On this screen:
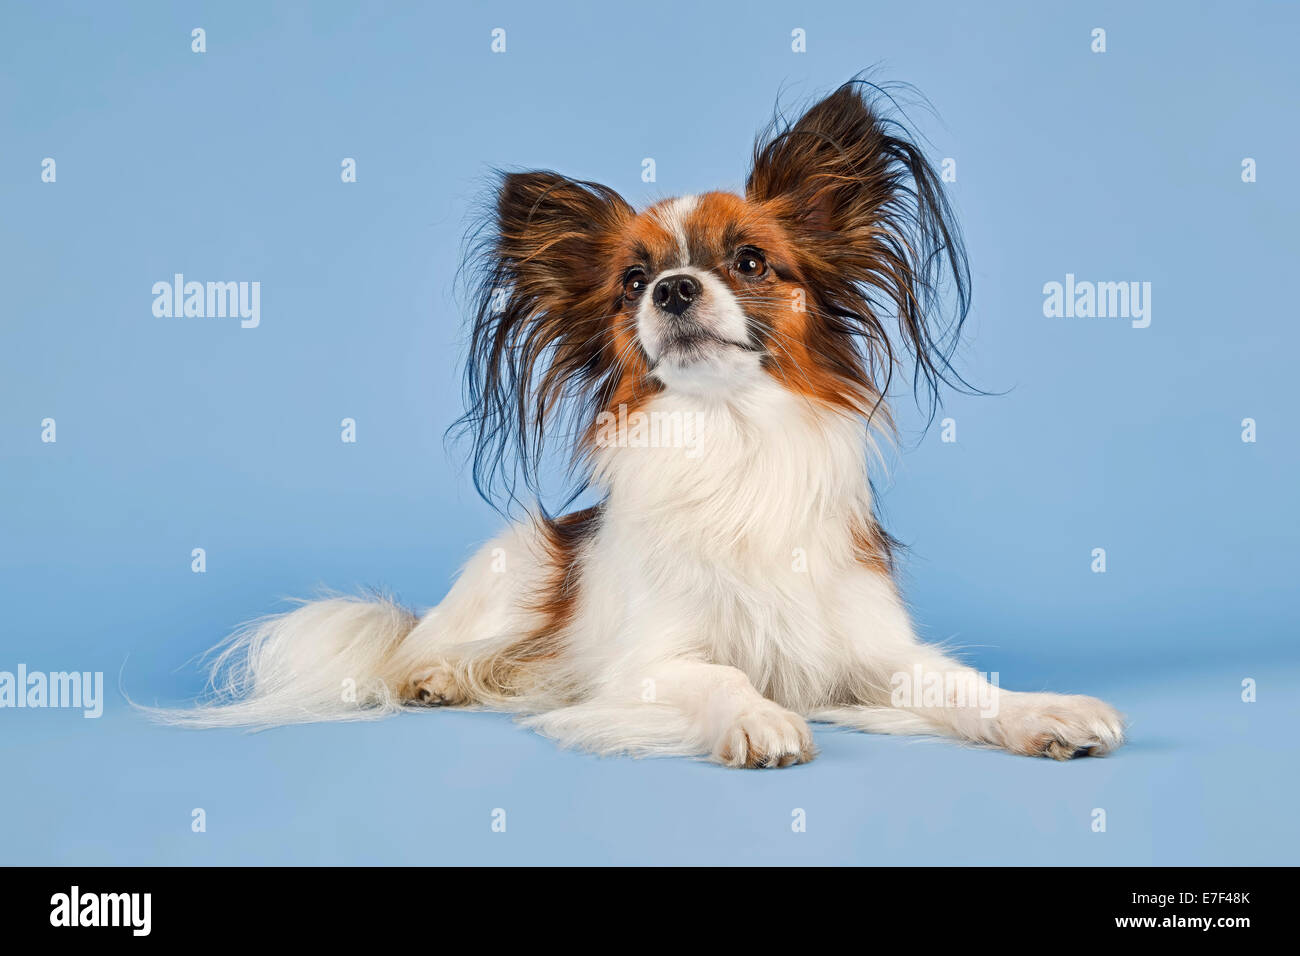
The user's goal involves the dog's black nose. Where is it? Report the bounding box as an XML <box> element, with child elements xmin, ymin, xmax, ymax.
<box><xmin>653</xmin><ymin>274</ymin><xmax>701</xmax><ymax>316</ymax></box>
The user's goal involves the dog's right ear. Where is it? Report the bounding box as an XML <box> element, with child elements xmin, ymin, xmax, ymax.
<box><xmin>458</xmin><ymin>171</ymin><xmax>634</xmax><ymax>510</ymax></box>
<box><xmin>495</xmin><ymin>171</ymin><xmax>633</xmax><ymax>308</ymax></box>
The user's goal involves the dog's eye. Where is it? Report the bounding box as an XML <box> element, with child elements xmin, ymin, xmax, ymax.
<box><xmin>734</xmin><ymin>249</ymin><xmax>767</xmax><ymax>277</ymax></box>
<box><xmin>623</xmin><ymin>269</ymin><xmax>649</xmax><ymax>301</ymax></box>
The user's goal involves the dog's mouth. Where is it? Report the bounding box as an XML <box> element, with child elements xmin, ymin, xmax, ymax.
<box><xmin>653</xmin><ymin>327</ymin><xmax>756</xmax><ymax>367</ymax></box>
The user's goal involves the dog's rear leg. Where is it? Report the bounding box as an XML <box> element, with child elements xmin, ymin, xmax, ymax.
<box><xmin>403</xmin><ymin>661</ymin><xmax>471</xmax><ymax>707</ymax></box>
<box><xmin>390</xmin><ymin>521</ymin><xmax>556</xmax><ymax>709</ymax></box>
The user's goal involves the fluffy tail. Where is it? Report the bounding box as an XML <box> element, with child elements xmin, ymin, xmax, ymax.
<box><xmin>145</xmin><ymin>594</ymin><xmax>419</xmax><ymax>729</ymax></box>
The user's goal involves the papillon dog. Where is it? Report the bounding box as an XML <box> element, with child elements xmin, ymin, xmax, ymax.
<box><xmin>167</xmin><ymin>81</ymin><xmax>1125</xmax><ymax>767</ymax></box>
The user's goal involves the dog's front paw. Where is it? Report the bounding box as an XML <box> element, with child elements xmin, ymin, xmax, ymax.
<box><xmin>713</xmin><ymin>702</ymin><xmax>816</xmax><ymax>769</ymax></box>
<box><xmin>404</xmin><ymin>662</ymin><xmax>468</xmax><ymax>707</ymax></box>
<box><xmin>997</xmin><ymin>693</ymin><xmax>1125</xmax><ymax>760</ymax></box>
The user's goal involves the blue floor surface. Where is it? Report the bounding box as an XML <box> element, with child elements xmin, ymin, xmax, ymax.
<box><xmin>4</xmin><ymin>659</ymin><xmax>1294</xmax><ymax>866</ymax></box>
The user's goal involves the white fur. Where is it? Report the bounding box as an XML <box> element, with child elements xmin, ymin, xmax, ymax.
<box><xmin>155</xmin><ymin>280</ymin><xmax>1125</xmax><ymax>767</ymax></box>
<box><xmin>653</xmin><ymin>194</ymin><xmax>698</xmax><ymax>268</ymax></box>
<box><xmin>634</xmin><ymin>265</ymin><xmax>761</xmax><ymax>395</ymax></box>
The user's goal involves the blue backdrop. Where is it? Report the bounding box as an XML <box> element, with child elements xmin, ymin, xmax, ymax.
<box><xmin>2</xmin><ymin>0</ymin><xmax>1296</xmax><ymax>865</ymax></box>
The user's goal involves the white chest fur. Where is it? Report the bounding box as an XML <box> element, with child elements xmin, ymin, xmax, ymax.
<box><xmin>580</xmin><ymin>381</ymin><xmax>881</xmax><ymax>705</ymax></box>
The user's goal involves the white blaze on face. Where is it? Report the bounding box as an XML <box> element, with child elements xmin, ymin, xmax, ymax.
<box><xmin>656</xmin><ymin>194</ymin><xmax>699</xmax><ymax>269</ymax></box>
<box><xmin>635</xmin><ymin>197</ymin><xmax>759</xmax><ymax>393</ymax></box>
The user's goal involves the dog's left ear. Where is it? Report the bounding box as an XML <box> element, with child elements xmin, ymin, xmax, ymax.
<box><xmin>747</xmin><ymin>83</ymin><xmax>943</xmax><ymax>241</ymax></box>
<box><xmin>746</xmin><ymin>83</ymin><xmax>971</xmax><ymax>410</ymax></box>
<box><xmin>747</xmin><ymin>85</ymin><xmax>890</xmax><ymax>233</ymax></box>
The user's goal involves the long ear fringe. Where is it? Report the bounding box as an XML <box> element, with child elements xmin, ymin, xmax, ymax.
<box><xmin>448</xmin><ymin>171</ymin><xmax>630</xmax><ymax>515</ymax></box>
<box><xmin>750</xmin><ymin>75</ymin><xmax>979</xmax><ymax>430</ymax></box>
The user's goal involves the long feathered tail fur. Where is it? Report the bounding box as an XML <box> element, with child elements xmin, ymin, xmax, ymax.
<box><xmin>143</xmin><ymin>594</ymin><xmax>419</xmax><ymax>729</ymax></box>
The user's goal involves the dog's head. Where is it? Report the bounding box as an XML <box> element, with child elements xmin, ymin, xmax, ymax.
<box><xmin>460</xmin><ymin>81</ymin><xmax>970</xmax><ymax>505</ymax></box>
